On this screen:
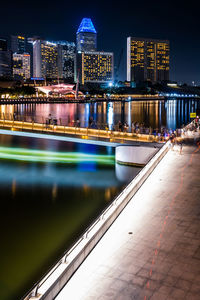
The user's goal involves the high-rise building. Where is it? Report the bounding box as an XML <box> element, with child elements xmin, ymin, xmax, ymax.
<box><xmin>127</xmin><ymin>37</ymin><xmax>170</xmax><ymax>83</ymax></box>
<box><xmin>76</xmin><ymin>18</ymin><xmax>97</xmax><ymax>52</ymax></box>
<box><xmin>77</xmin><ymin>51</ymin><xmax>114</xmax><ymax>84</ymax></box>
<box><xmin>33</xmin><ymin>39</ymin><xmax>58</xmax><ymax>79</ymax></box>
<box><xmin>11</xmin><ymin>35</ymin><xmax>26</xmax><ymax>54</ymax></box>
<box><xmin>13</xmin><ymin>53</ymin><xmax>30</xmax><ymax>80</ymax></box>
<box><xmin>57</xmin><ymin>41</ymin><xmax>76</xmax><ymax>81</ymax></box>
<box><xmin>0</xmin><ymin>38</ymin><xmax>7</xmax><ymax>51</ymax></box>
<box><xmin>0</xmin><ymin>38</ymin><xmax>11</xmax><ymax>78</ymax></box>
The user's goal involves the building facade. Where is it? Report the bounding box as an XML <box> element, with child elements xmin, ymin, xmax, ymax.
<box><xmin>33</xmin><ymin>40</ymin><xmax>58</xmax><ymax>79</ymax></box>
<box><xmin>11</xmin><ymin>35</ymin><xmax>26</xmax><ymax>54</ymax></box>
<box><xmin>0</xmin><ymin>38</ymin><xmax>11</xmax><ymax>78</ymax></box>
<box><xmin>76</xmin><ymin>18</ymin><xmax>97</xmax><ymax>52</ymax></box>
<box><xmin>127</xmin><ymin>37</ymin><xmax>170</xmax><ymax>83</ymax></box>
<box><xmin>57</xmin><ymin>41</ymin><xmax>76</xmax><ymax>81</ymax></box>
<box><xmin>13</xmin><ymin>53</ymin><xmax>30</xmax><ymax>80</ymax></box>
<box><xmin>77</xmin><ymin>51</ymin><xmax>114</xmax><ymax>84</ymax></box>
<box><xmin>0</xmin><ymin>38</ymin><xmax>7</xmax><ymax>51</ymax></box>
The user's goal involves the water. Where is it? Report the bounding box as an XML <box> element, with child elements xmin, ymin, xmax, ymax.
<box><xmin>0</xmin><ymin>134</ymin><xmax>141</xmax><ymax>300</ymax></box>
<box><xmin>0</xmin><ymin>98</ymin><xmax>198</xmax><ymax>299</ymax></box>
<box><xmin>0</xmin><ymin>99</ymin><xmax>199</xmax><ymax>131</ymax></box>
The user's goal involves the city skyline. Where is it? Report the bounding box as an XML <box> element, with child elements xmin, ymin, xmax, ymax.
<box><xmin>0</xmin><ymin>0</ymin><xmax>199</xmax><ymax>84</ymax></box>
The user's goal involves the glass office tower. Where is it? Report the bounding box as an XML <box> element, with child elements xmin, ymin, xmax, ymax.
<box><xmin>76</xmin><ymin>18</ymin><xmax>97</xmax><ymax>52</ymax></box>
<box><xmin>13</xmin><ymin>53</ymin><xmax>30</xmax><ymax>80</ymax></box>
<box><xmin>33</xmin><ymin>39</ymin><xmax>58</xmax><ymax>79</ymax></box>
<box><xmin>0</xmin><ymin>38</ymin><xmax>11</xmax><ymax>78</ymax></box>
<box><xmin>11</xmin><ymin>35</ymin><xmax>26</xmax><ymax>54</ymax></box>
<box><xmin>57</xmin><ymin>41</ymin><xmax>76</xmax><ymax>81</ymax></box>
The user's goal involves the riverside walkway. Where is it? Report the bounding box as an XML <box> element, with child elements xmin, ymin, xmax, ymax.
<box><xmin>55</xmin><ymin>132</ymin><xmax>200</xmax><ymax>300</ymax></box>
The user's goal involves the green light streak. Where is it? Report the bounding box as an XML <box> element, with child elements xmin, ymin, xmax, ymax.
<box><xmin>0</xmin><ymin>146</ymin><xmax>115</xmax><ymax>165</ymax></box>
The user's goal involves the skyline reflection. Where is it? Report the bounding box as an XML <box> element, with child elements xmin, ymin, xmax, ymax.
<box><xmin>0</xmin><ymin>99</ymin><xmax>199</xmax><ymax>131</ymax></box>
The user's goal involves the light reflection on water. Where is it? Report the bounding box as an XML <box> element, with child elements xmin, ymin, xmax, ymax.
<box><xmin>0</xmin><ymin>99</ymin><xmax>199</xmax><ymax>130</ymax></box>
<box><xmin>0</xmin><ymin>98</ymin><xmax>198</xmax><ymax>299</ymax></box>
<box><xmin>0</xmin><ymin>134</ymin><xmax>141</xmax><ymax>300</ymax></box>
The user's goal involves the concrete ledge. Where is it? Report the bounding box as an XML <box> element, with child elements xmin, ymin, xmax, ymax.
<box><xmin>116</xmin><ymin>145</ymin><xmax>159</xmax><ymax>166</ymax></box>
<box><xmin>24</xmin><ymin>142</ymin><xmax>169</xmax><ymax>300</ymax></box>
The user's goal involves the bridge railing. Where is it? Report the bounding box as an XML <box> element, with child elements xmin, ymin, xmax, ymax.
<box><xmin>0</xmin><ymin>112</ymin><xmax>170</xmax><ymax>142</ymax></box>
<box><xmin>0</xmin><ymin>117</ymin><xmax>165</xmax><ymax>143</ymax></box>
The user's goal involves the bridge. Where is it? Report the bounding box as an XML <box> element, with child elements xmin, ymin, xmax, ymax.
<box><xmin>0</xmin><ymin>118</ymin><xmax>163</xmax><ymax>146</ymax></box>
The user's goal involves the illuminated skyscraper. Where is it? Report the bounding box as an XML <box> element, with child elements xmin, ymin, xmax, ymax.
<box><xmin>13</xmin><ymin>53</ymin><xmax>30</xmax><ymax>80</ymax></box>
<box><xmin>11</xmin><ymin>35</ymin><xmax>26</xmax><ymax>54</ymax></box>
<box><xmin>0</xmin><ymin>38</ymin><xmax>7</xmax><ymax>51</ymax></box>
<box><xmin>127</xmin><ymin>37</ymin><xmax>170</xmax><ymax>83</ymax></box>
<box><xmin>57</xmin><ymin>41</ymin><xmax>76</xmax><ymax>81</ymax></box>
<box><xmin>77</xmin><ymin>51</ymin><xmax>114</xmax><ymax>84</ymax></box>
<box><xmin>76</xmin><ymin>18</ymin><xmax>97</xmax><ymax>52</ymax></box>
<box><xmin>0</xmin><ymin>38</ymin><xmax>11</xmax><ymax>78</ymax></box>
<box><xmin>33</xmin><ymin>39</ymin><xmax>58</xmax><ymax>78</ymax></box>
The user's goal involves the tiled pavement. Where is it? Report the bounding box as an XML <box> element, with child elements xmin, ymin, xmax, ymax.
<box><xmin>56</xmin><ymin>138</ymin><xmax>200</xmax><ymax>300</ymax></box>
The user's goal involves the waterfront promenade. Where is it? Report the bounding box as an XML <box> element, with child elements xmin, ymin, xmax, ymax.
<box><xmin>56</xmin><ymin>132</ymin><xmax>200</xmax><ymax>300</ymax></box>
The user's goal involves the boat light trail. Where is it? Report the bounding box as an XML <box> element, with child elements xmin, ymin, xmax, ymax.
<box><xmin>0</xmin><ymin>146</ymin><xmax>115</xmax><ymax>165</ymax></box>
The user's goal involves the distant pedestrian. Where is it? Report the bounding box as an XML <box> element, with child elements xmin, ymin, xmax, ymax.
<box><xmin>118</xmin><ymin>121</ymin><xmax>122</xmax><ymax>132</ymax></box>
<box><xmin>169</xmin><ymin>136</ymin><xmax>174</xmax><ymax>150</ymax></box>
<box><xmin>179</xmin><ymin>140</ymin><xmax>183</xmax><ymax>155</ymax></box>
<box><xmin>124</xmin><ymin>122</ymin><xmax>129</xmax><ymax>132</ymax></box>
<box><xmin>89</xmin><ymin>116</ymin><xmax>93</xmax><ymax>127</ymax></box>
<box><xmin>76</xmin><ymin>118</ymin><xmax>80</xmax><ymax>127</ymax></box>
<box><xmin>131</xmin><ymin>121</ymin><xmax>135</xmax><ymax>133</ymax></box>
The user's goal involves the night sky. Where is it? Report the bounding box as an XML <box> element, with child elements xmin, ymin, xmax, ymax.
<box><xmin>1</xmin><ymin>0</ymin><xmax>199</xmax><ymax>84</ymax></box>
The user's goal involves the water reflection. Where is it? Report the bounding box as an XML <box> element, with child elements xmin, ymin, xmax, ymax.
<box><xmin>0</xmin><ymin>99</ymin><xmax>199</xmax><ymax>131</ymax></box>
<box><xmin>0</xmin><ymin>134</ymin><xmax>141</xmax><ymax>300</ymax></box>
<box><xmin>107</xmin><ymin>102</ymin><xmax>113</xmax><ymax>130</ymax></box>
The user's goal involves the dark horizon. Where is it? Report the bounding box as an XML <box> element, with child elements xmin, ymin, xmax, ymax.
<box><xmin>1</xmin><ymin>0</ymin><xmax>199</xmax><ymax>85</ymax></box>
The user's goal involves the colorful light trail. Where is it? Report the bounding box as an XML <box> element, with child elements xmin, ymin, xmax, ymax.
<box><xmin>0</xmin><ymin>146</ymin><xmax>115</xmax><ymax>165</ymax></box>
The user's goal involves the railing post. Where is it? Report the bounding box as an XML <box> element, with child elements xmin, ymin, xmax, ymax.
<box><xmin>31</xmin><ymin>285</ymin><xmax>39</xmax><ymax>298</ymax></box>
<box><xmin>84</xmin><ymin>232</ymin><xmax>88</xmax><ymax>239</ymax></box>
<box><xmin>62</xmin><ymin>254</ymin><xmax>68</xmax><ymax>264</ymax></box>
